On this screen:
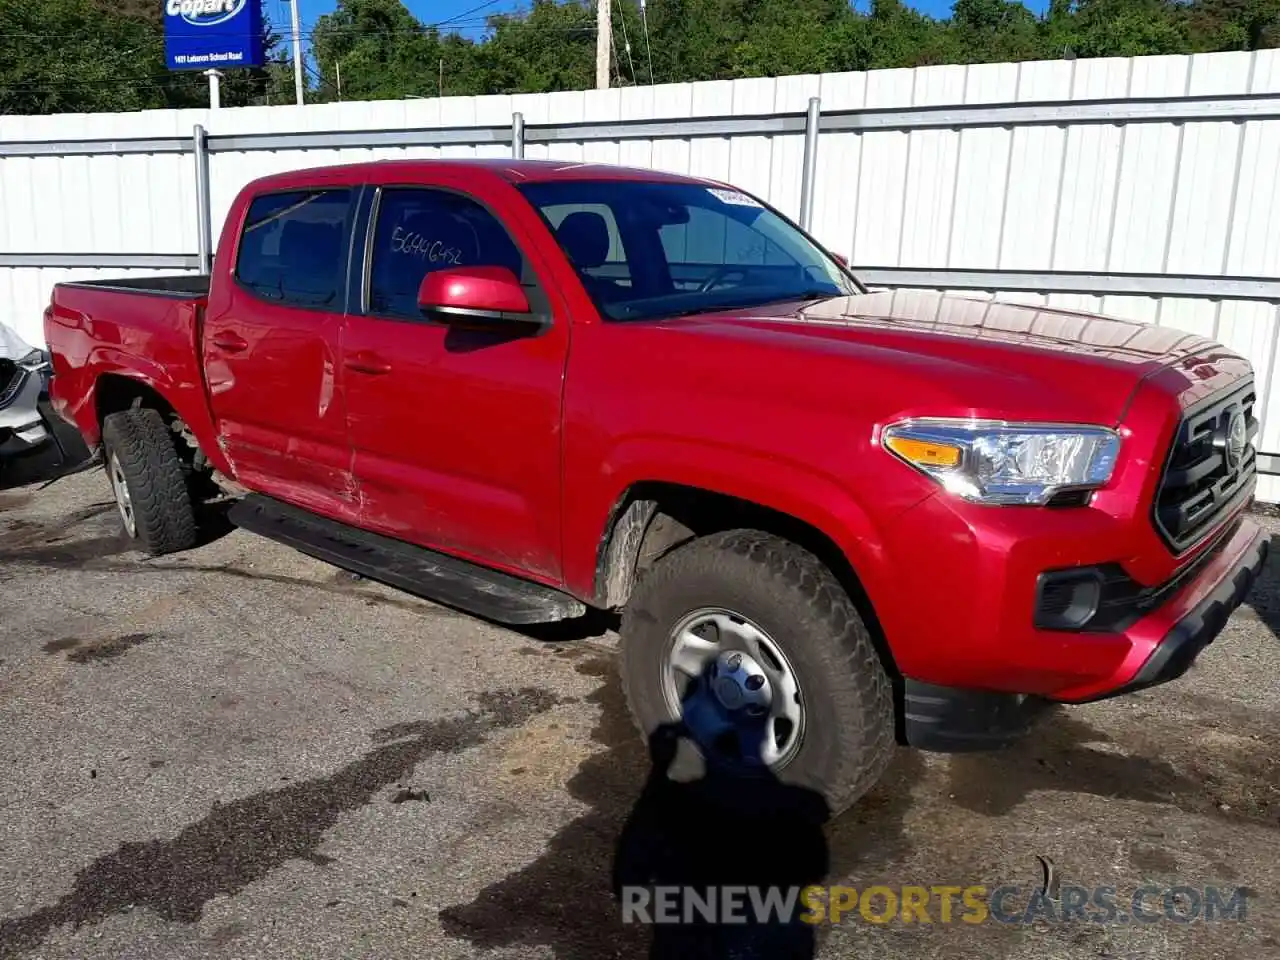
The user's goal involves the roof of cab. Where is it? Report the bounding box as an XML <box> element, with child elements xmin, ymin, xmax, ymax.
<box><xmin>243</xmin><ymin>157</ymin><xmax>719</xmax><ymax>192</ymax></box>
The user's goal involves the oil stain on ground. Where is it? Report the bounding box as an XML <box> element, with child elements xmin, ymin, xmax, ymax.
<box><xmin>0</xmin><ymin>687</ymin><xmax>560</xmax><ymax>959</ymax></box>
<box><xmin>439</xmin><ymin>657</ymin><xmax>648</xmax><ymax>959</ymax></box>
<box><xmin>40</xmin><ymin>637</ymin><xmax>81</xmax><ymax>654</ymax></box>
<box><xmin>40</xmin><ymin>634</ymin><xmax>155</xmax><ymax>664</ymax></box>
<box><xmin>0</xmin><ymin>502</ymin><xmax>128</xmax><ymax>569</ymax></box>
<box><xmin>67</xmin><ymin>634</ymin><xmax>155</xmax><ymax>664</ymax></box>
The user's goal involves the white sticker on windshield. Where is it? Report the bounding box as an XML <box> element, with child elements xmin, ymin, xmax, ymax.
<box><xmin>709</xmin><ymin>188</ymin><xmax>761</xmax><ymax>208</ymax></box>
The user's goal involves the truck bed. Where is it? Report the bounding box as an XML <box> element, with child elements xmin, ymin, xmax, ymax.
<box><xmin>45</xmin><ymin>274</ymin><xmax>212</xmax><ymax>451</ymax></box>
<box><xmin>58</xmin><ymin>274</ymin><xmax>211</xmax><ymax>299</ymax></box>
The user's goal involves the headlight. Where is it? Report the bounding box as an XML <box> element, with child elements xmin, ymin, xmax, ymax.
<box><xmin>881</xmin><ymin>419</ymin><xmax>1121</xmax><ymax>505</ymax></box>
<box><xmin>17</xmin><ymin>348</ymin><xmax>49</xmax><ymax>372</ymax></box>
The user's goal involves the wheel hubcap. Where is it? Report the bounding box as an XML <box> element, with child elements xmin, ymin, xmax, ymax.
<box><xmin>109</xmin><ymin>452</ymin><xmax>136</xmax><ymax>537</ymax></box>
<box><xmin>663</xmin><ymin>608</ymin><xmax>805</xmax><ymax>770</ymax></box>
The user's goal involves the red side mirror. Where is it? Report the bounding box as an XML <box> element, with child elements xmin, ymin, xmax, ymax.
<box><xmin>417</xmin><ymin>266</ymin><xmax>535</xmax><ymax>324</ymax></box>
<box><xmin>831</xmin><ymin>253</ymin><xmax>849</xmax><ymax>267</ymax></box>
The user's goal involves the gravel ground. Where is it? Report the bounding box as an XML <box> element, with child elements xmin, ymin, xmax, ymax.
<box><xmin>1</xmin><ymin>469</ymin><xmax>1278</xmax><ymax>959</ymax></box>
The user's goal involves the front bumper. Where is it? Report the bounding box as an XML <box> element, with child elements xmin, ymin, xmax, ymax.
<box><xmin>900</xmin><ymin>519</ymin><xmax>1268</xmax><ymax>751</ymax></box>
<box><xmin>1066</xmin><ymin>520</ymin><xmax>1268</xmax><ymax>702</ymax></box>
<box><xmin>879</xmin><ymin>477</ymin><xmax>1269</xmax><ymax>703</ymax></box>
<box><xmin>0</xmin><ymin>369</ymin><xmax>91</xmax><ymax>484</ymax></box>
<box><xmin>0</xmin><ymin>367</ymin><xmax>50</xmax><ymax>455</ymax></box>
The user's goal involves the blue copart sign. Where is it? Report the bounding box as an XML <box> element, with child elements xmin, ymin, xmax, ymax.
<box><xmin>164</xmin><ymin>0</ymin><xmax>266</xmax><ymax>71</ymax></box>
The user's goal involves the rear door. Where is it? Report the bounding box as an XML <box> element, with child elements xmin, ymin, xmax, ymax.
<box><xmin>340</xmin><ymin>177</ymin><xmax>570</xmax><ymax>582</ymax></box>
<box><xmin>201</xmin><ymin>186</ymin><xmax>361</xmax><ymax>522</ymax></box>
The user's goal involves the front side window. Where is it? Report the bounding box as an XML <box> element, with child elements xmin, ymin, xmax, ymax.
<box><xmin>235</xmin><ymin>189</ymin><xmax>351</xmax><ymax>309</ymax></box>
<box><xmin>368</xmin><ymin>187</ymin><xmax>524</xmax><ymax>319</ymax></box>
<box><xmin>517</xmin><ymin>180</ymin><xmax>858</xmax><ymax>321</ymax></box>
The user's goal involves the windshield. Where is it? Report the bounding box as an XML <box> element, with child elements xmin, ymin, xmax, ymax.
<box><xmin>517</xmin><ymin>180</ymin><xmax>861</xmax><ymax>321</ymax></box>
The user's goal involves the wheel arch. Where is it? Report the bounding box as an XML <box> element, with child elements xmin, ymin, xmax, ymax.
<box><xmin>590</xmin><ymin>479</ymin><xmax>901</xmax><ymax>681</ymax></box>
<box><xmin>94</xmin><ymin>371</ymin><xmax>227</xmax><ymax>477</ymax></box>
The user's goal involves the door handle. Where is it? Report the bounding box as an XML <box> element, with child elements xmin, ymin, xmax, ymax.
<box><xmin>344</xmin><ymin>351</ymin><xmax>392</xmax><ymax>375</ymax></box>
<box><xmin>211</xmin><ymin>331</ymin><xmax>248</xmax><ymax>353</ymax></box>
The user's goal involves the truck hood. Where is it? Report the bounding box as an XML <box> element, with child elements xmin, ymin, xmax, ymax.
<box><xmin>674</xmin><ymin>288</ymin><xmax>1223</xmax><ymax>425</ymax></box>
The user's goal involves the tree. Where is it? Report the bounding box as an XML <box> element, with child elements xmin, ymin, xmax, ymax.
<box><xmin>730</xmin><ymin>0</ymin><xmax>869</xmax><ymax>77</ymax></box>
<box><xmin>481</xmin><ymin>0</ymin><xmax>596</xmax><ymax>92</ymax></box>
<box><xmin>313</xmin><ymin>0</ymin><xmax>453</xmax><ymax>100</ymax></box>
<box><xmin>0</xmin><ymin>0</ymin><xmax>292</xmax><ymax>114</ymax></box>
<box><xmin>6</xmin><ymin>0</ymin><xmax>1280</xmax><ymax>114</ymax></box>
<box><xmin>0</xmin><ymin>0</ymin><xmax>171</xmax><ymax>114</ymax></box>
<box><xmin>951</xmin><ymin>0</ymin><xmax>1045</xmax><ymax>61</ymax></box>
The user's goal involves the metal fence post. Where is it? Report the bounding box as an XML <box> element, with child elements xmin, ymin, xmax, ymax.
<box><xmin>798</xmin><ymin>97</ymin><xmax>821</xmax><ymax>232</ymax></box>
<box><xmin>193</xmin><ymin>124</ymin><xmax>213</xmax><ymax>274</ymax></box>
<box><xmin>512</xmin><ymin>112</ymin><xmax>525</xmax><ymax>159</ymax></box>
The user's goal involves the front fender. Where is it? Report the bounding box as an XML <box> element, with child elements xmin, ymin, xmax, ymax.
<box><xmin>564</xmin><ymin>436</ymin><xmax>920</xmax><ymax>634</ymax></box>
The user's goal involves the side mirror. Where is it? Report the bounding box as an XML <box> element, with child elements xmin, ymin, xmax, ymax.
<box><xmin>417</xmin><ymin>266</ymin><xmax>537</xmax><ymax>326</ymax></box>
<box><xmin>831</xmin><ymin>253</ymin><xmax>849</xmax><ymax>267</ymax></box>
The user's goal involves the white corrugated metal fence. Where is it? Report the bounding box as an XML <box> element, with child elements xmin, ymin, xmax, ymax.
<box><xmin>2</xmin><ymin>50</ymin><xmax>1279</xmax><ymax>497</ymax></box>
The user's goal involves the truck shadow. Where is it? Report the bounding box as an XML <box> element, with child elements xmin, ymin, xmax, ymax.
<box><xmin>439</xmin><ymin>654</ymin><xmax>921</xmax><ymax>960</ymax></box>
<box><xmin>609</xmin><ymin>722</ymin><xmax>830</xmax><ymax>960</ymax></box>
<box><xmin>1242</xmin><ymin>529</ymin><xmax>1280</xmax><ymax>636</ymax></box>
<box><xmin>451</xmin><ymin>639</ymin><xmax>1275</xmax><ymax>958</ymax></box>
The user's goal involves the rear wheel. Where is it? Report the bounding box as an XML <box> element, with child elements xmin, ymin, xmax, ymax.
<box><xmin>101</xmin><ymin>407</ymin><xmax>198</xmax><ymax>556</ymax></box>
<box><xmin>620</xmin><ymin>529</ymin><xmax>897</xmax><ymax>815</ymax></box>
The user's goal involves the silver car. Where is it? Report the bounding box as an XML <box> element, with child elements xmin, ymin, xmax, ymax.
<box><xmin>1</xmin><ymin>323</ymin><xmax>90</xmax><ymax>486</ymax></box>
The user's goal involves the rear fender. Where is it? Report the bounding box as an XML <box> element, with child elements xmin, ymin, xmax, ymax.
<box><xmin>84</xmin><ymin>347</ymin><xmax>232</xmax><ymax>475</ymax></box>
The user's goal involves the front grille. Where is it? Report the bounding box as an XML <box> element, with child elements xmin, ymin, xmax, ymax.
<box><xmin>0</xmin><ymin>359</ymin><xmax>20</xmax><ymax>408</ymax></box>
<box><xmin>1154</xmin><ymin>379</ymin><xmax>1257</xmax><ymax>552</ymax></box>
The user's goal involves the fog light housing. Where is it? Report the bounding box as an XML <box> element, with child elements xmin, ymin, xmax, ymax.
<box><xmin>1035</xmin><ymin>569</ymin><xmax>1103</xmax><ymax>630</ymax></box>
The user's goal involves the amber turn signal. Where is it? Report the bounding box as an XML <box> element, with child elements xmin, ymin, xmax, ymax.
<box><xmin>884</xmin><ymin>435</ymin><xmax>962</xmax><ymax>469</ymax></box>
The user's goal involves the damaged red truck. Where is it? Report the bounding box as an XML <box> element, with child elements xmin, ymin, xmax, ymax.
<box><xmin>44</xmin><ymin>159</ymin><xmax>1268</xmax><ymax>813</ymax></box>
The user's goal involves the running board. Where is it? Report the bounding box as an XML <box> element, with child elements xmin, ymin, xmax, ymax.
<box><xmin>227</xmin><ymin>494</ymin><xmax>587</xmax><ymax>625</ymax></box>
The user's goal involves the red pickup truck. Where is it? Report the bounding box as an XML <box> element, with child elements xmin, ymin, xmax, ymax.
<box><xmin>44</xmin><ymin>158</ymin><xmax>1268</xmax><ymax>813</ymax></box>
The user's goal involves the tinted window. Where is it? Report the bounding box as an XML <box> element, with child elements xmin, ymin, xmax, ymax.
<box><xmin>518</xmin><ymin>180</ymin><xmax>857</xmax><ymax>322</ymax></box>
<box><xmin>660</xmin><ymin>205</ymin><xmax>796</xmax><ymax>268</ymax></box>
<box><xmin>540</xmin><ymin>202</ymin><xmax>631</xmax><ymax>286</ymax></box>
<box><xmin>235</xmin><ymin>190</ymin><xmax>351</xmax><ymax>308</ymax></box>
<box><xmin>369</xmin><ymin>188</ymin><xmax>524</xmax><ymax>319</ymax></box>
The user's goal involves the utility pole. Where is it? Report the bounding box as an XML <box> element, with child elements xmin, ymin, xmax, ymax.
<box><xmin>204</xmin><ymin>69</ymin><xmax>222</xmax><ymax>110</ymax></box>
<box><xmin>596</xmin><ymin>0</ymin><xmax>611</xmax><ymax>90</ymax></box>
<box><xmin>288</xmin><ymin>0</ymin><xmax>305</xmax><ymax>106</ymax></box>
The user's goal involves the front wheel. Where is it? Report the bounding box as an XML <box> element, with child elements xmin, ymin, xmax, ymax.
<box><xmin>101</xmin><ymin>407</ymin><xmax>199</xmax><ymax>556</ymax></box>
<box><xmin>620</xmin><ymin>530</ymin><xmax>896</xmax><ymax>815</ymax></box>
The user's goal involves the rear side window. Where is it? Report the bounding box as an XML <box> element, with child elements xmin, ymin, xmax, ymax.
<box><xmin>368</xmin><ymin>187</ymin><xmax>524</xmax><ymax>320</ymax></box>
<box><xmin>235</xmin><ymin>190</ymin><xmax>352</xmax><ymax>309</ymax></box>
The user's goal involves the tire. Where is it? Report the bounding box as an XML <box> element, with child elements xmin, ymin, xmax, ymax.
<box><xmin>620</xmin><ymin>529</ymin><xmax>896</xmax><ymax>815</ymax></box>
<box><xmin>101</xmin><ymin>407</ymin><xmax>198</xmax><ymax>556</ymax></box>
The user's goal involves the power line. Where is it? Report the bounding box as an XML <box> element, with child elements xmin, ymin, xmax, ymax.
<box><xmin>640</xmin><ymin>0</ymin><xmax>656</xmax><ymax>84</ymax></box>
<box><xmin>435</xmin><ymin>0</ymin><xmax>507</xmax><ymax>27</ymax></box>
<box><xmin>617</xmin><ymin>1</ymin><xmax>638</xmax><ymax>84</ymax></box>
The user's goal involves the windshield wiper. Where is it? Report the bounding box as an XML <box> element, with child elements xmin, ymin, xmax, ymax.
<box><xmin>681</xmin><ymin>290</ymin><xmax>845</xmax><ymax>315</ymax></box>
<box><xmin>612</xmin><ymin>289</ymin><xmax>851</xmax><ymax>323</ymax></box>
<box><xmin>788</xmin><ymin>288</ymin><xmax>848</xmax><ymax>303</ymax></box>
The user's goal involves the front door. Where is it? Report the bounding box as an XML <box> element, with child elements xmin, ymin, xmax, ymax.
<box><xmin>201</xmin><ymin>186</ymin><xmax>360</xmax><ymax>523</ymax></box>
<box><xmin>341</xmin><ymin>182</ymin><xmax>569</xmax><ymax>583</ymax></box>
